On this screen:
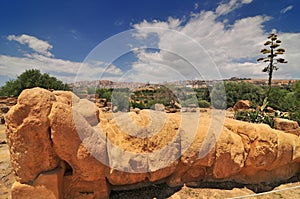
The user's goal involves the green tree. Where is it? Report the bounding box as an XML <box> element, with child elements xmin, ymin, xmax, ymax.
<box><xmin>210</xmin><ymin>82</ymin><xmax>227</xmax><ymax>109</ymax></box>
<box><xmin>111</xmin><ymin>91</ymin><xmax>130</xmax><ymax>111</ymax></box>
<box><xmin>0</xmin><ymin>69</ymin><xmax>69</xmax><ymax>96</ymax></box>
<box><xmin>268</xmin><ymin>87</ymin><xmax>289</xmax><ymax>111</ymax></box>
<box><xmin>257</xmin><ymin>33</ymin><xmax>288</xmax><ymax>99</ymax></box>
<box><xmin>96</xmin><ymin>88</ymin><xmax>113</xmax><ymax>101</ymax></box>
<box><xmin>224</xmin><ymin>82</ymin><xmax>264</xmax><ymax>108</ymax></box>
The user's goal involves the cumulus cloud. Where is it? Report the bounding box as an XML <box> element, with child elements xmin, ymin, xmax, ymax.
<box><xmin>280</xmin><ymin>5</ymin><xmax>293</xmax><ymax>14</ymax></box>
<box><xmin>130</xmin><ymin>0</ymin><xmax>300</xmax><ymax>80</ymax></box>
<box><xmin>7</xmin><ymin>34</ymin><xmax>54</xmax><ymax>57</ymax></box>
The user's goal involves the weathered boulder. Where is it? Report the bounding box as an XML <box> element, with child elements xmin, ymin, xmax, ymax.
<box><xmin>5</xmin><ymin>87</ymin><xmax>300</xmax><ymax>199</ymax></box>
<box><xmin>233</xmin><ymin>100</ymin><xmax>250</xmax><ymax>111</ymax></box>
<box><xmin>274</xmin><ymin>118</ymin><xmax>300</xmax><ymax>136</ymax></box>
<box><xmin>5</xmin><ymin>88</ymin><xmax>59</xmax><ymax>183</ymax></box>
<box><xmin>72</xmin><ymin>99</ymin><xmax>100</xmax><ymax>126</ymax></box>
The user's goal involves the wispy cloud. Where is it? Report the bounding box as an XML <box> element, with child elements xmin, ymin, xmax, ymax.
<box><xmin>215</xmin><ymin>0</ymin><xmax>253</xmax><ymax>16</ymax></box>
<box><xmin>70</xmin><ymin>29</ymin><xmax>80</xmax><ymax>40</ymax></box>
<box><xmin>7</xmin><ymin>34</ymin><xmax>54</xmax><ymax>57</ymax></box>
<box><xmin>280</xmin><ymin>5</ymin><xmax>293</xmax><ymax>14</ymax></box>
<box><xmin>194</xmin><ymin>3</ymin><xmax>199</xmax><ymax>10</ymax></box>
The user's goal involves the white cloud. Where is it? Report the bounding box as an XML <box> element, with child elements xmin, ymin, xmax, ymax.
<box><xmin>130</xmin><ymin>1</ymin><xmax>300</xmax><ymax>80</ymax></box>
<box><xmin>0</xmin><ymin>34</ymin><xmax>124</xmax><ymax>85</ymax></box>
<box><xmin>7</xmin><ymin>34</ymin><xmax>54</xmax><ymax>57</ymax></box>
<box><xmin>194</xmin><ymin>3</ymin><xmax>199</xmax><ymax>10</ymax></box>
<box><xmin>0</xmin><ymin>53</ymin><xmax>123</xmax><ymax>84</ymax></box>
<box><xmin>2</xmin><ymin>0</ymin><xmax>300</xmax><ymax>86</ymax></box>
<box><xmin>280</xmin><ymin>5</ymin><xmax>293</xmax><ymax>14</ymax></box>
<box><xmin>215</xmin><ymin>0</ymin><xmax>253</xmax><ymax>16</ymax></box>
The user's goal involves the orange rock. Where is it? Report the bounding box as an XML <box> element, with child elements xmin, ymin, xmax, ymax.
<box><xmin>5</xmin><ymin>88</ymin><xmax>59</xmax><ymax>183</ymax></box>
<box><xmin>274</xmin><ymin>118</ymin><xmax>300</xmax><ymax>136</ymax></box>
<box><xmin>233</xmin><ymin>100</ymin><xmax>250</xmax><ymax>111</ymax></box>
<box><xmin>5</xmin><ymin>87</ymin><xmax>300</xmax><ymax>198</ymax></box>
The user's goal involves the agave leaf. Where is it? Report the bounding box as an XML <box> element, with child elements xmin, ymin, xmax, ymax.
<box><xmin>262</xmin><ymin>50</ymin><xmax>271</xmax><ymax>54</ymax></box>
<box><xmin>277</xmin><ymin>48</ymin><xmax>285</xmax><ymax>52</ymax></box>
<box><xmin>260</xmin><ymin>48</ymin><xmax>268</xmax><ymax>53</ymax></box>
<box><xmin>268</xmin><ymin>34</ymin><xmax>275</xmax><ymax>39</ymax></box>
<box><xmin>270</xmin><ymin>44</ymin><xmax>279</xmax><ymax>48</ymax></box>
<box><xmin>277</xmin><ymin>58</ymin><xmax>285</xmax><ymax>63</ymax></box>
<box><xmin>271</xmin><ymin>37</ymin><xmax>277</xmax><ymax>41</ymax></box>
<box><xmin>262</xmin><ymin>67</ymin><xmax>268</xmax><ymax>72</ymax></box>
<box><xmin>264</xmin><ymin>41</ymin><xmax>271</xmax><ymax>45</ymax></box>
<box><xmin>268</xmin><ymin>54</ymin><xmax>277</xmax><ymax>58</ymax></box>
<box><xmin>257</xmin><ymin>57</ymin><xmax>264</xmax><ymax>61</ymax></box>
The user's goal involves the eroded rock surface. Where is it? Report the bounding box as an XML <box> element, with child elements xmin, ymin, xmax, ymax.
<box><xmin>5</xmin><ymin>87</ymin><xmax>300</xmax><ymax>199</ymax></box>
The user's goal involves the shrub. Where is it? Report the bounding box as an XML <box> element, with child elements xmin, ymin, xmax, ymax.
<box><xmin>290</xmin><ymin>112</ymin><xmax>300</xmax><ymax>125</ymax></box>
<box><xmin>234</xmin><ymin>109</ymin><xmax>289</xmax><ymax>128</ymax></box>
<box><xmin>198</xmin><ymin>100</ymin><xmax>210</xmax><ymax>108</ymax></box>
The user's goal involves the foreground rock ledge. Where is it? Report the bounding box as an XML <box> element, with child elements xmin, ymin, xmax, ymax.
<box><xmin>5</xmin><ymin>87</ymin><xmax>300</xmax><ymax>199</ymax></box>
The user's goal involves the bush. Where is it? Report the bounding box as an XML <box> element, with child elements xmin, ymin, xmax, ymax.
<box><xmin>234</xmin><ymin>109</ymin><xmax>290</xmax><ymax>128</ymax></box>
<box><xmin>224</xmin><ymin>82</ymin><xmax>264</xmax><ymax>108</ymax></box>
<box><xmin>235</xmin><ymin>110</ymin><xmax>273</xmax><ymax>127</ymax></box>
<box><xmin>198</xmin><ymin>100</ymin><xmax>210</xmax><ymax>108</ymax></box>
<box><xmin>96</xmin><ymin>88</ymin><xmax>113</xmax><ymax>101</ymax></box>
<box><xmin>290</xmin><ymin>112</ymin><xmax>300</xmax><ymax>125</ymax></box>
<box><xmin>111</xmin><ymin>91</ymin><xmax>130</xmax><ymax>111</ymax></box>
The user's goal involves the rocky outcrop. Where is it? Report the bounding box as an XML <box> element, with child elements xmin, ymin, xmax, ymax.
<box><xmin>274</xmin><ymin>118</ymin><xmax>300</xmax><ymax>136</ymax></box>
<box><xmin>233</xmin><ymin>100</ymin><xmax>250</xmax><ymax>111</ymax></box>
<box><xmin>0</xmin><ymin>96</ymin><xmax>17</xmax><ymax>124</ymax></box>
<box><xmin>5</xmin><ymin>88</ymin><xmax>300</xmax><ymax>199</ymax></box>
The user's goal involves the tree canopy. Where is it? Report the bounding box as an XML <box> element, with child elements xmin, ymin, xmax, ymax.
<box><xmin>0</xmin><ymin>69</ymin><xmax>69</xmax><ymax>96</ymax></box>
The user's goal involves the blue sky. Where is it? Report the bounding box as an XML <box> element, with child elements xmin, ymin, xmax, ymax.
<box><xmin>1</xmin><ymin>0</ymin><xmax>300</xmax><ymax>85</ymax></box>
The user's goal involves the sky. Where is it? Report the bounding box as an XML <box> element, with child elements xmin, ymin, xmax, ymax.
<box><xmin>1</xmin><ymin>0</ymin><xmax>300</xmax><ymax>85</ymax></box>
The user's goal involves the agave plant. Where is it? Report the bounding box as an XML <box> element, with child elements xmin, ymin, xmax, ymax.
<box><xmin>257</xmin><ymin>33</ymin><xmax>288</xmax><ymax>99</ymax></box>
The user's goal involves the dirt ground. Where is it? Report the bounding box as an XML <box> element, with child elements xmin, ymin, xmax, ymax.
<box><xmin>1</xmin><ymin>123</ymin><xmax>300</xmax><ymax>199</ymax></box>
<box><xmin>0</xmin><ymin>124</ymin><xmax>13</xmax><ymax>199</ymax></box>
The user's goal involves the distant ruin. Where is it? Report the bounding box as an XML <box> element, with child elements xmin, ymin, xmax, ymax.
<box><xmin>5</xmin><ymin>87</ymin><xmax>300</xmax><ymax>199</ymax></box>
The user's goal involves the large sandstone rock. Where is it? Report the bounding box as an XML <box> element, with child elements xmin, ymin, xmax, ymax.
<box><xmin>5</xmin><ymin>87</ymin><xmax>300</xmax><ymax>199</ymax></box>
<box><xmin>233</xmin><ymin>100</ymin><xmax>250</xmax><ymax>111</ymax></box>
<box><xmin>274</xmin><ymin>118</ymin><xmax>300</xmax><ymax>136</ymax></box>
<box><xmin>5</xmin><ymin>88</ymin><xmax>59</xmax><ymax>183</ymax></box>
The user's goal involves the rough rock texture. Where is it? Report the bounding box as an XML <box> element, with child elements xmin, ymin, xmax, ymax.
<box><xmin>5</xmin><ymin>87</ymin><xmax>300</xmax><ymax>199</ymax></box>
<box><xmin>274</xmin><ymin>118</ymin><xmax>300</xmax><ymax>136</ymax></box>
<box><xmin>233</xmin><ymin>100</ymin><xmax>250</xmax><ymax>111</ymax></box>
<box><xmin>0</xmin><ymin>96</ymin><xmax>17</xmax><ymax>124</ymax></box>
